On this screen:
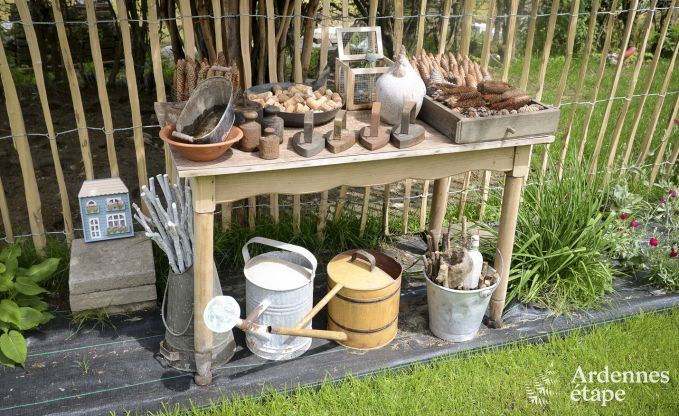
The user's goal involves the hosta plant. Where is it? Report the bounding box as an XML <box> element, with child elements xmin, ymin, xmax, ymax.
<box><xmin>0</xmin><ymin>245</ymin><xmax>59</xmax><ymax>367</ymax></box>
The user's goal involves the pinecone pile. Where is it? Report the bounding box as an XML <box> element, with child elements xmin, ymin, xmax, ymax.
<box><xmin>172</xmin><ymin>51</ymin><xmax>236</xmax><ymax>102</ymax></box>
<box><xmin>411</xmin><ymin>52</ymin><xmax>546</xmax><ymax>118</ymax></box>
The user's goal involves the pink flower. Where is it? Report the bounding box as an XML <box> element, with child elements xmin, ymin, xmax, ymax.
<box><xmin>629</xmin><ymin>221</ymin><xmax>640</xmax><ymax>228</ymax></box>
<box><xmin>669</xmin><ymin>190</ymin><xmax>677</xmax><ymax>198</ymax></box>
<box><xmin>674</xmin><ymin>119</ymin><xmax>679</xmax><ymax>125</ymax></box>
<box><xmin>671</xmin><ymin>246</ymin><xmax>678</xmax><ymax>258</ymax></box>
<box><xmin>659</xmin><ymin>198</ymin><xmax>667</xmax><ymax>205</ymax></box>
<box><xmin>618</xmin><ymin>213</ymin><xmax>630</xmax><ymax>220</ymax></box>
<box><xmin>649</xmin><ymin>237</ymin><xmax>659</xmax><ymax>247</ymax></box>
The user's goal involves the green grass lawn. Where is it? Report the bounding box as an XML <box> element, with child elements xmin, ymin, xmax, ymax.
<box><xmin>151</xmin><ymin>309</ymin><xmax>679</xmax><ymax>416</ymax></box>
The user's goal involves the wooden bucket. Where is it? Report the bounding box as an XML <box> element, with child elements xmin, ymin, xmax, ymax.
<box><xmin>326</xmin><ymin>249</ymin><xmax>402</xmax><ymax>350</ymax></box>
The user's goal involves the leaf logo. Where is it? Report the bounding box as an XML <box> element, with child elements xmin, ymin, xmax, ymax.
<box><xmin>526</xmin><ymin>364</ymin><xmax>556</xmax><ymax>406</ymax></box>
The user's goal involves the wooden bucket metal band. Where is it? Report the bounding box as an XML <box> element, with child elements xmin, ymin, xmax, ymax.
<box><xmin>334</xmin><ymin>284</ymin><xmax>401</xmax><ymax>304</ymax></box>
<box><xmin>328</xmin><ymin>315</ymin><xmax>398</xmax><ymax>334</ymax></box>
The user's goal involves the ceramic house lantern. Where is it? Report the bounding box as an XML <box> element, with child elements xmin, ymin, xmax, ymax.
<box><xmin>78</xmin><ymin>178</ymin><xmax>134</xmax><ymax>242</ymax></box>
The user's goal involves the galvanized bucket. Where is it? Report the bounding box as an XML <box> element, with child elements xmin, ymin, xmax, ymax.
<box><xmin>242</xmin><ymin>237</ymin><xmax>317</xmax><ymax>360</ymax></box>
<box><xmin>425</xmin><ymin>266</ymin><xmax>499</xmax><ymax>342</ymax></box>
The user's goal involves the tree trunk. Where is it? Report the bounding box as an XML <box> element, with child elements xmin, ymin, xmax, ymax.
<box><xmin>162</xmin><ymin>0</ymin><xmax>184</xmax><ymax>60</ymax></box>
<box><xmin>256</xmin><ymin>0</ymin><xmax>267</xmax><ymax>84</ymax></box>
<box><xmin>197</xmin><ymin>0</ymin><xmax>217</xmax><ymax>62</ymax></box>
<box><xmin>222</xmin><ymin>0</ymin><xmax>243</xmax><ymax>85</ymax></box>
<box><xmin>301</xmin><ymin>0</ymin><xmax>320</xmax><ymax>80</ymax></box>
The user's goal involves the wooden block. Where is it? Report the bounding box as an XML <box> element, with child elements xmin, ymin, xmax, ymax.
<box><xmin>391</xmin><ymin>101</ymin><xmax>425</xmax><ymax>149</ymax></box>
<box><xmin>325</xmin><ymin>110</ymin><xmax>357</xmax><ymax>153</ymax></box>
<box><xmin>359</xmin><ymin>102</ymin><xmax>390</xmax><ymax>150</ymax></box>
<box><xmin>292</xmin><ymin>111</ymin><xmax>325</xmax><ymax>157</ymax></box>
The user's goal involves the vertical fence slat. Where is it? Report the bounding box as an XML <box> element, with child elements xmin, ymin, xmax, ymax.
<box><xmin>438</xmin><ymin>0</ymin><xmax>452</xmax><ymax>55</ymax></box>
<box><xmin>116</xmin><ymin>0</ymin><xmax>149</xmax><ymax>197</ymax></box>
<box><xmin>383</xmin><ymin>185</ymin><xmax>391</xmax><ymax>235</ymax></box>
<box><xmin>267</xmin><ymin>0</ymin><xmax>279</xmax><ymax>82</ymax></box>
<box><xmin>460</xmin><ymin>0</ymin><xmax>474</xmax><ymax>56</ymax></box>
<box><xmin>213</xmin><ymin>0</ymin><xmax>223</xmax><ymax>53</ymax></box>
<box><xmin>577</xmin><ymin>0</ymin><xmax>618</xmax><ymax>162</ymax></box>
<box><xmin>179</xmin><ymin>0</ymin><xmax>196</xmax><ymax>60</ymax></box>
<box><xmin>51</xmin><ymin>1</ymin><xmax>94</xmax><ymax>180</ymax></box>
<box><xmin>369</xmin><ymin>0</ymin><xmax>378</xmax><ymax>26</ymax></box>
<box><xmin>634</xmin><ymin>40</ymin><xmax>679</xmax><ymax>168</ymax></box>
<box><xmin>342</xmin><ymin>0</ymin><xmax>349</xmax><ymax>26</ymax></box>
<box><xmin>501</xmin><ymin>0</ymin><xmax>519</xmax><ymax>82</ymax></box>
<box><xmin>293</xmin><ymin>0</ymin><xmax>303</xmax><ymax>83</ymax></box>
<box><xmin>416</xmin><ymin>0</ymin><xmax>427</xmax><ymax>54</ymax></box>
<box><xmin>394</xmin><ymin>0</ymin><xmax>404</xmax><ymax>55</ymax></box>
<box><xmin>0</xmin><ymin>39</ymin><xmax>46</xmax><ymax>252</ymax></box>
<box><xmin>317</xmin><ymin>190</ymin><xmax>328</xmax><ymax>237</ymax></box>
<box><xmin>293</xmin><ymin>195</ymin><xmax>301</xmax><ymax>233</ymax></box>
<box><xmin>649</xmin><ymin>93</ymin><xmax>679</xmax><ymax>185</ymax></box>
<box><xmin>248</xmin><ymin>196</ymin><xmax>256</xmax><ymax>230</ymax></box>
<box><xmin>84</xmin><ymin>1</ymin><xmax>119</xmax><ymax>177</ymax></box>
<box><xmin>480</xmin><ymin>0</ymin><xmax>495</xmax><ymax>69</ymax></box>
<box><xmin>320</xmin><ymin>0</ymin><xmax>331</xmax><ymax>71</ymax></box>
<box><xmin>605</xmin><ymin>0</ymin><xmax>657</xmax><ymax>176</ymax></box>
<box><xmin>519</xmin><ymin>0</ymin><xmax>540</xmax><ymax>91</ymax></box>
<box><xmin>359</xmin><ymin>187</ymin><xmax>370</xmax><ymax>237</ymax></box>
<box><xmin>478</xmin><ymin>171</ymin><xmax>492</xmax><ymax>221</ymax></box>
<box><xmin>666</xmin><ymin>136</ymin><xmax>679</xmax><ymax>180</ymax></box>
<box><xmin>401</xmin><ymin>179</ymin><xmax>411</xmax><ymax>234</ymax></box>
<box><xmin>534</xmin><ymin>0</ymin><xmax>559</xmax><ymax>99</ymax></box>
<box><xmin>620</xmin><ymin>0</ymin><xmax>676</xmax><ymax>172</ymax></box>
<box><xmin>240</xmin><ymin>0</ymin><xmax>253</xmax><ymax>88</ymax></box>
<box><xmin>458</xmin><ymin>173</ymin><xmax>471</xmax><ymax>221</ymax></box>
<box><xmin>148</xmin><ymin>0</ymin><xmax>174</xmax><ymax>183</ymax></box>
<box><xmin>587</xmin><ymin>0</ymin><xmax>638</xmax><ymax>177</ymax></box>
<box><xmin>17</xmin><ymin>0</ymin><xmax>73</xmax><ymax>242</ymax></box>
<box><xmin>419</xmin><ymin>180</ymin><xmax>430</xmax><ymax>231</ymax></box>
<box><xmin>558</xmin><ymin>0</ymin><xmax>600</xmax><ymax>178</ymax></box>
<box><xmin>0</xmin><ymin>177</ymin><xmax>13</xmax><ymax>243</ymax></box>
<box><xmin>334</xmin><ymin>186</ymin><xmax>349</xmax><ymax>221</ymax></box>
<box><xmin>539</xmin><ymin>0</ymin><xmax>580</xmax><ymax>176</ymax></box>
<box><xmin>221</xmin><ymin>201</ymin><xmax>232</xmax><ymax>231</ymax></box>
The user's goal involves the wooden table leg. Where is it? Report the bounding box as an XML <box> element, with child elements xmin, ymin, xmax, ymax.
<box><xmin>191</xmin><ymin>176</ymin><xmax>215</xmax><ymax>385</ymax></box>
<box><xmin>487</xmin><ymin>174</ymin><xmax>523</xmax><ymax>328</ymax></box>
<box><xmin>428</xmin><ymin>177</ymin><xmax>451</xmax><ymax>248</ymax></box>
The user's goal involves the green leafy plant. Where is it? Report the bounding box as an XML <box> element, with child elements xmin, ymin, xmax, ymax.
<box><xmin>0</xmin><ymin>245</ymin><xmax>59</xmax><ymax>367</ymax></box>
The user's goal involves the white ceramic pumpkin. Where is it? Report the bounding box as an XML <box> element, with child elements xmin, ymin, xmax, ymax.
<box><xmin>376</xmin><ymin>46</ymin><xmax>426</xmax><ymax>125</ymax></box>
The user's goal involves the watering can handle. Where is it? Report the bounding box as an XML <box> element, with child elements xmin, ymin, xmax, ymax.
<box><xmin>350</xmin><ymin>250</ymin><xmax>376</xmax><ymax>272</ymax></box>
<box><xmin>242</xmin><ymin>237</ymin><xmax>318</xmax><ymax>278</ymax></box>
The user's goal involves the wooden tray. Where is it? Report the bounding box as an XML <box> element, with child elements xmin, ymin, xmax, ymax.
<box><xmin>418</xmin><ymin>95</ymin><xmax>560</xmax><ymax>144</ymax></box>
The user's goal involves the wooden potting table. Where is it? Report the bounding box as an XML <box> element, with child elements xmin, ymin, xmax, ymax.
<box><xmin>171</xmin><ymin>110</ymin><xmax>554</xmax><ymax>385</ymax></box>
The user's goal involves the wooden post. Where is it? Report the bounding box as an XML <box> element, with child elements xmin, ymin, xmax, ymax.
<box><xmin>342</xmin><ymin>0</ymin><xmax>349</xmax><ymax>26</ymax></box>
<box><xmin>394</xmin><ymin>0</ymin><xmax>404</xmax><ymax>56</ymax></box>
<box><xmin>267</xmin><ymin>0</ymin><xmax>279</xmax><ymax>83</ymax></box>
<box><xmin>360</xmin><ymin>187</ymin><xmax>371</xmax><ymax>237</ymax></box>
<box><xmin>318</xmin><ymin>190</ymin><xmax>329</xmax><ymax>238</ymax></box>
<box><xmin>239</xmin><ymin>0</ymin><xmax>253</xmax><ymax>87</ymax></box>
<box><xmin>501</xmin><ymin>0</ymin><xmax>519</xmax><ymax>82</ymax></box>
<box><xmin>428</xmin><ymin>177</ymin><xmax>451</xmax><ymax>249</ymax></box>
<box><xmin>487</xmin><ymin>174</ymin><xmax>523</xmax><ymax>326</ymax></box>
<box><xmin>415</xmin><ymin>0</ymin><xmax>427</xmax><ymax>55</ymax></box>
<box><xmin>519</xmin><ymin>0</ymin><xmax>540</xmax><ymax>91</ymax></box>
<box><xmin>51</xmin><ymin>1</ymin><xmax>94</xmax><ymax>180</ymax></box>
<box><xmin>16</xmin><ymin>0</ymin><xmax>73</xmax><ymax>243</ymax></box>
<box><xmin>460</xmin><ymin>0</ymin><xmax>474</xmax><ymax>56</ymax></box>
<box><xmin>0</xmin><ymin>177</ymin><xmax>12</xmax><ymax>243</ymax></box>
<box><xmin>293</xmin><ymin>0</ymin><xmax>303</xmax><ymax>83</ymax></box>
<box><xmin>271</xmin><ymin>193</ymin><xmax>279</xmax><ymax>224</ymax></box>
<box><xmin>605</xmin><ymin>0</ymin><xmax>657</xmax><ymax>178</ymax></box>
<box><xmin>439</xmin><ymin>0</ymin><xmax>452</xmax><ymax>55</ymax></box>
<box><xmin>179</xmin><ymin>0</ymin><xmax>196</xmax><ymax>60</ymax></box>
<box><xmin>480</xmin><ymin>0</ymin><xmax>496</xmax><ymax>69</ymax></box>
<box><xmin>458</xmin><ymin>172</ymin><xmax>471</xmax><ymax>221</ymax></box>
<box><xmin>334</xmin><ymin>186</ymin><xmax>349</xmax><ymax>221</ymax></box>
<box><xmin>558</xmin><ymin>0</ymin><xmax>600</xmax><ymax>179</ymax></box>
<box><xmin>666</xmin><ymin>137</ymin><xmax>679</xmax><ymax>180</ymax></box>
<box><xmin>383</xmin><ymin>184</ymin><xmax>391</xmax><ymax>236</ymax></box>
<box><xmin>319</xmin><ymin>0</ymin><xmax>331</xmax><ymax>74</ymax></box>
<box><xmin>534</xmin><ymin>0</ymin><xmax>560</xmax><ymax>99</ymax></box>
<box><xmin>402</xmin><ymin>179</ymin><xmax>412</xmax><ymax>235</ymax></box>
<box><xmin>620</xmin><ymin>0</ymin><xmax>676</xmax><ymax>172</ymax></box>
<box><xmin>540</xmin><ymin>0</ymin><xmax>580</xmax><ymax>176</ymax></box>
<box><xmin>293</xmin><ymin>195</ymin><xmax>301</xmax><ymax>233</ymax></box>
<box><xmin>587</xmin><ymin>0</ymin><xmax>638</xmax><ymax>178</ymax></box>
<box><xmin>0</xmin><ymin>39</ymin><xmax>46</xmax><ymax>254</ymax></box>
<box><xmin>221</xmin><ymin>201</ymin><xmax>232</xmax><ymax>231</ymax></box>
<box><xmin>369</xmin><ymin>0</ymin><xmax>378</xmax><ymax>27</ymax></box>
<box><xmin>212</xmin><ymin>0</ymin><xmax>223</xmax><ymax>53</ymax></box>
<box><xmin>190</xmin><ymin>176</ymin><xmax>215</xmax><ymax>386</ymax></box>
<box><xmin>83</xmin><ymin>1</ymin><xmax>118</xmax><ymax>177</ymax></box>
<box><xmin>116</xmin><ymin>0</ymin><xmax>149</xmax><ymax>196</ymax></box>
<box><xmin>419</xmin><ymin>180</ymin><xmax>430</xmax><ymax>231</ymax></box>
<box><xmin>634</xmin><ymin>40</ymin><xmax>679</xmax><ymax>169</ymax></box>
<box><xmin>577</xmin><ymin>0</ymin><xmax>618</xmax><ymax>162</ymax></box>
<box><xmin>478</xmin><ymin>171</ymin><xmax>492</xmax><ymax>221</ymax></box>
<box><xmin>649</xmin><ymin>94</ymin><xmax>679</xmax><ymax>185</ymax></box>
<box><xmin>248</xmin><ymin>196</ymin><xmax>256</xmax><ymax>230</ymax></box>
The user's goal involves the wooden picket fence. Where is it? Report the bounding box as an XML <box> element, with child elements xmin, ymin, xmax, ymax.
<box><xmin>1</xmin><ymin>0</ymin><xmax>678</xmax><ymax>254</ymax></box>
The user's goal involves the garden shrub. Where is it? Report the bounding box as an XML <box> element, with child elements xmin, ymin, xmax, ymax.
<box><xmin>0</xmin><ymin>245</ymin><xmax>59</xmax><ymax>367</ymax></box>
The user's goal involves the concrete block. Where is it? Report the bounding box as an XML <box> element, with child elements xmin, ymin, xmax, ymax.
<box><xmin>69</xmin><ymin>232</ymin><xmax>155</xmax><ymax>295</ymax></box>
<box><xmin>70</xmin><ymin>284</ymin><xmax>157</xmax><ymax>313</ymax></box>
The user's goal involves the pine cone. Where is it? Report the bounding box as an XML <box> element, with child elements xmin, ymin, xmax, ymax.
<box><xmin>482</xmin><ymin>93</ymin><xmax>504</xmax><ymax>104</ymax></box>
<box><xmin>433</xmin><ymin>84</ymin><xmax>476</xmax><ymax>95</ymax></box>
<box><xmin>185</xmin><ymin>59</ymin><xmax>197</xmax><ymax>97</ymax></box>
<box><xmin>478</xmin><ymin>80</ymin><xmax>512</xmax><ymax>94</ymax></box>
<box><xmin>455</xmin><ymin>97</ymin><xmax>487</xmax><ymax>109</ymax></box>
<box><xmin>455</xmin><ymin>91</ymin><xmax>482</xmax><ymax>101</ymax></box>
<box><xmin>490</xmin><ymin>95</ymin><xmax>532</xmax><ymax>111</ymax></box>
<box><xmin>197</xmin><ymin>58</ymin><xmax>210</xmax><ymax>83</ymax></box>
<box><xmin>518</xmin><ymin>103</ymin><xmax>543</xmax><ymax>113</ymax></box>
<box><xmin>465</xmin><ymin>73</ymin><xmax>478</xmax><ymax>89</ymax></box>
<box><xmin>500</xmin><ymin>88</ymin><xmax>527</xmax><ymax>100</ymax></box>
<box><xmin>174</xmin><ymin>59</ymin><xmax>186</xmax><ymax>101</ymax></box>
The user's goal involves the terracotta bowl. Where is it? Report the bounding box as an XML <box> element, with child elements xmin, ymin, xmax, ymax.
<box><xmin>159</xmin><ymin>124</ymin><xmax>243</xmax><ymax>162</ymax></box>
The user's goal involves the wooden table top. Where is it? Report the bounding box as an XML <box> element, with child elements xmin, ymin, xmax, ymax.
<box><xmin>171</xmin><ymin>110</ymin><xmax>554</xmax><ymax>178</ymax></box>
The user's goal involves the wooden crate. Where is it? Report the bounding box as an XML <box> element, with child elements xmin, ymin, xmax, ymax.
<box><xmin>419</xmin><ymin>95</ymin><xmax>560</xmax><ymax>144</ymax></box>
<box><xmin>334</xmin><ymin>26</ymin><xmax>393</xmax><ymax>110</ymax></box>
